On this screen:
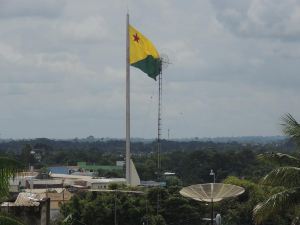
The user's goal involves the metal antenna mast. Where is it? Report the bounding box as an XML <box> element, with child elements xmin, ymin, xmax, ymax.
<box><xmin>156</xmin><ymin>54</ymin><xmax>169</xmax><ymax>215</ymax></box>
<box><xmin>157</xmin><ymin>70</ymin><xmax>162</xmax><ymax>176</ymax></box>
<box><xmin>156</xmin><ymin>68</ymin><xmax>162</xmax><ymax>215</ymax></box>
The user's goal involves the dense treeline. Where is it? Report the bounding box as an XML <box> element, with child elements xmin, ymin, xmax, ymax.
<box><xmin>0</xmin><ymin>138</ymin><xmax>291</xmax><ymax>185</ymax></box>
<box><xmin>0</xmin><ymin>139</ymin><xmax>279</xmax><ymax>184</ymax></box>
<box><xmin>0</xmin><ymin>138</ymin><xmax>296</xmax><ymax>165</ymax></box>
<box><xmin>0</xmin><ymin>137</ymin><xmax>296</xmax><ymax>155</ymax></box>
<box><xmin>135</xmin><ymin>149</ymin><xmax>274</xmax><ymax>184</ymax></box>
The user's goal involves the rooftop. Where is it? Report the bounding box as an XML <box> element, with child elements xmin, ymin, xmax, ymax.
<box><xmin>1</xmin><ymin>192</ymin><xmax>46</xmax><ymax>207</ymax></box>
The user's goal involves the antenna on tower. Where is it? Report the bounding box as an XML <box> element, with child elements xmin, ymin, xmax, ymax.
<box><xmin>156</xmin><ymin>53</ymin><xmax>170</xmax><ymax>215</ymax></box>
<box><xmin>157</xmin><ymin>54</ymin><xmax>170</xmax><ymax>172</ymax></box>
<box><xmin>160</xmin><ymin>53</ymin><xmax>171</xmax><ymax>69</ymax></box>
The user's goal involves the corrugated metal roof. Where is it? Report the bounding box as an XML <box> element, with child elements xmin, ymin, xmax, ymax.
<box><xmin>1</xmin><ymin>192</ymin><xmax>46</xmax><ymax>207</ymax></box>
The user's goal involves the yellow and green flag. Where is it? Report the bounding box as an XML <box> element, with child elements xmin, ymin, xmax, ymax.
<box><xmin>129</xmin><ymin>25</ymin><xmax>161</xmax><ymax>80</ymax></box>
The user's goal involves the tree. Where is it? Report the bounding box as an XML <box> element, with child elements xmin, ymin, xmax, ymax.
<box><xmin>59</xmin><ymin>186</ymin><xmax>207</xmax><ymax>225</ymax></box>
<box><xmin>20</xmin><ymin>144</ymin><xmax>34</xmax><ymax>168</ymax></box>
<box><xmin>220</xmin><ymin>176</ymin><xmax>286</xmax><ymax>225</ymax></box>
<box><xmin>151</xmin><ymin>215</ymin><xmax>166</xmax><ymax>225</ymax></box>
<box><xmin>0</xmin><ymin>157</ymin><xmax>24</xmax><ymax>225</ymax></box>
<box><xmin>0</xmin><ymin>157</ymin><xmax>21</xmax><ymax>199</ymax></box>
<box><xmin>253</xmin><ymin>114</ymin><xmax>300</xmax><ymax>224</ymax></box>
<box><xmin>0</xmin><ymin>214</ymin><xmax>24</xmax><ymax>225</ymax></box>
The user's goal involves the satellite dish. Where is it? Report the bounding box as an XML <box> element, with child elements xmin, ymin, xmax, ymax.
<box><xmin>180</xmin><ymin>183</ymin><xmax>245</xmax><ymax>203</ymax></box>
<box><xmin>180</xmin><ymin>183</ymin><xmax>244</xmax><ymax>225</ymax></box>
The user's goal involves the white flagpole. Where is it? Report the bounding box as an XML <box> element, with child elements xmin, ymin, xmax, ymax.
<box><xmin>125</xmin><ymin>13</ymin><xmax>131</xmax><ymax>185</ymax></box>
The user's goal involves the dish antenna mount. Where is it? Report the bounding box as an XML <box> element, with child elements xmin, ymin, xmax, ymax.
<box><xmin>180</xmin><ymin>183</ymin><xmax>245</xmax><ymax>225</ymax></box>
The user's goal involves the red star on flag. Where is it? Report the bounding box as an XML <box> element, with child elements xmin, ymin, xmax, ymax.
<box><xmin>133</xmin><ymin>33</ymin><xmax>140</xmax><ymax>43</ymax></box>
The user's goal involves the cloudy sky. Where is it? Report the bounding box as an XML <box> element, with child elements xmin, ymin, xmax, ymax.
<box><xmin>1</xmin><ymin>0</ymin><xmax>300</xmax><ymax>139</ymax></box>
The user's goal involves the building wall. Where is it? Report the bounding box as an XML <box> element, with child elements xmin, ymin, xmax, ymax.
<box><xmin>0</xmin><ymin>198</ymin><xmax>50</xmax><ymax>225</ymax></box>
<box><xmin>47</xmin><ymin>191</ymin><xmax>73</xmax><ymax>209</ymax></box>
<box><xmin>25</xmin><ymin>180</ymin><xmax>63</xmax><ymax>189</ymax></box>
<box><xmin>91</xmin><ymin>183</ymin><xmax>108</xmax><ymax>189</ymax></box>
<box><xmin>9</xmin><ymin>185</ymin><xmax>19</xmax><ymax>193</ymax></box>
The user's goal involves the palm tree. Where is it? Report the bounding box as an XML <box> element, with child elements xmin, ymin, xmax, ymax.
<box><xmin>253</xmin><ymin>114</ymin><xmax>300</xmax><ymax>224</ymax></box>
<box><xmin>0</xmin><ymin>157</ymin><xmax>24</xmax><ymax>225</ymax></box>
<box><xmin>0</xmin><ymin>157</ymin><xmax>22</xmax><ymax>199</ymax></box>
<box><xmin>0</xmin><ymin>214</ymin><xmax>24</xmax><ymax>225</ymax></box>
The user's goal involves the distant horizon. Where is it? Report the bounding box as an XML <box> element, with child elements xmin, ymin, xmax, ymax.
<box><xmin>0</xmin><ymin>135</ymin><xmax>286</xmax><ymax>141</ymax></box>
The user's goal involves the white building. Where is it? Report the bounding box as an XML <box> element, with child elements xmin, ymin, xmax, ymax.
<box><xmin>90</xmin><ymin>178</ymin><xmax>126</xmax><ymax>190</ymax></box>
<box><xmin>50</xmin><ymin>173</ymin><xmax>126</xmax><ymax>189</ymax></box>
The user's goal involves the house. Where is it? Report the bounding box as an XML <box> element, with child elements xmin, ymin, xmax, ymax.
<box><xmin>1</xmin><ymin>192</ymin><xmax>50</xmax><ymax>225</ymax></box>
<box><xmin>24</xmin><ymin>188</ymin><xmax>73</xmax><ymax>220</ymax></box>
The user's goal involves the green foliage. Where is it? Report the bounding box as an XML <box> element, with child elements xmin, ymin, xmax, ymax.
<box><xmin>0</xmin><ymin>157</ymin><xmax>22</xmax><ymax>199</ymax></box>
<box><xmin>0</xmin><ymin>157</ymin><xmax>24</xmax><ymax>225</ymax></box>
<box><xmin>253</xmin><ymin>114</ymin><xmax>300</xmax><ymax>224</ymax></box>
<box><xmin>253</xmin><ymin>163</ymin><xmax>300</xmax><ymax>224</ymax></box>
<box><xmin>0</xmin><ymin>214</ymin><xmax>24</xmax><ymax>225</ymax></box>
<box><xmin>39</xmin><ymin>167</ymin><xmax>50</xmax><ymax>174</ymax></box>
<box><xmin>163</xmin><ymin>197</ymin><xmax>201</xmax><ymax>225</ymax></box>
<box><xmin>221</xmin><ymin>176</ymin><xmax>287</xmax><ymax>225</ymax></box>
<box><xmin>165</xmin><ymin>176</ymin><xmax>182</xmax><ymax>187</ymax></box>
<box><xmin>1</xmin><ymin>137</ymin><xmax>289</xmax><ymax>169</ymax></box>
<box><xmin>262</xmin><ymin>167</ymin><xmax>300</xmax><ymax>188</ymax></box>
<box><xmin>20</xmin><ymin>144</ymin><xmax>34</xmax><ymax>167</ymax></box>
<box><xmin>254</xmin><ymin>188</ymin><xmax>300</xmax><ymax>224</ymax></box>
<box><xmin>281</xmin><ymin>114</ymin><xmax>300</xmax><ymax>145</ymax></box>
<box><xmin>258</xmin><ymin>152</ymin><xmax>300</xmax><ymax>167</ymax></box>
<box><xmin>151</xmin><ymin>215</ymin><xmax>166</xmax><ymax>225</ymax></box>
<box><xmin>97</xmin><ymin>168</ymin><xmax>123</xmax><ymax>178</ymax></box>
<box><xmin>61</xmin><ymin>191</ymin><xmax>146</xmax><ymax>225</ymax></box>
<box><xmin>220</xmin><ymin>177</ymin><xmax>264</xmax><ymax>225</ymax></box>
<box><xmin>60</xmin><ymin>187</ymin><xmax>205</xmax><ymax>225</ymax></box>
<box><xmin>135</xmin><ymin>149</ymin><xmax>272</xmax><ymax>185</ymax></box>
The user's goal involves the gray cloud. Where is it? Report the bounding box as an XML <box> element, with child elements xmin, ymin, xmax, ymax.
<box><xmin>0</xmin><ymin>0</ymin><xmax>66</xmax><ymax>18</ymax></box>
<box><xmin>211</xmin><ymin>0</ymin><xmax>300</xmax><ymax>41</ymax></box>
<box><xmin>0</xmin><ymin>0</ymin><xmax>300</xmax><ymax>138</ymax></box>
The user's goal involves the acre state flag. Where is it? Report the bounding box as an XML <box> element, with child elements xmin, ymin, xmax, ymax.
<box><xmin>129</xmin><ymin>25</ymin><xmax>161</xmax><ymax>80</ymax></box>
